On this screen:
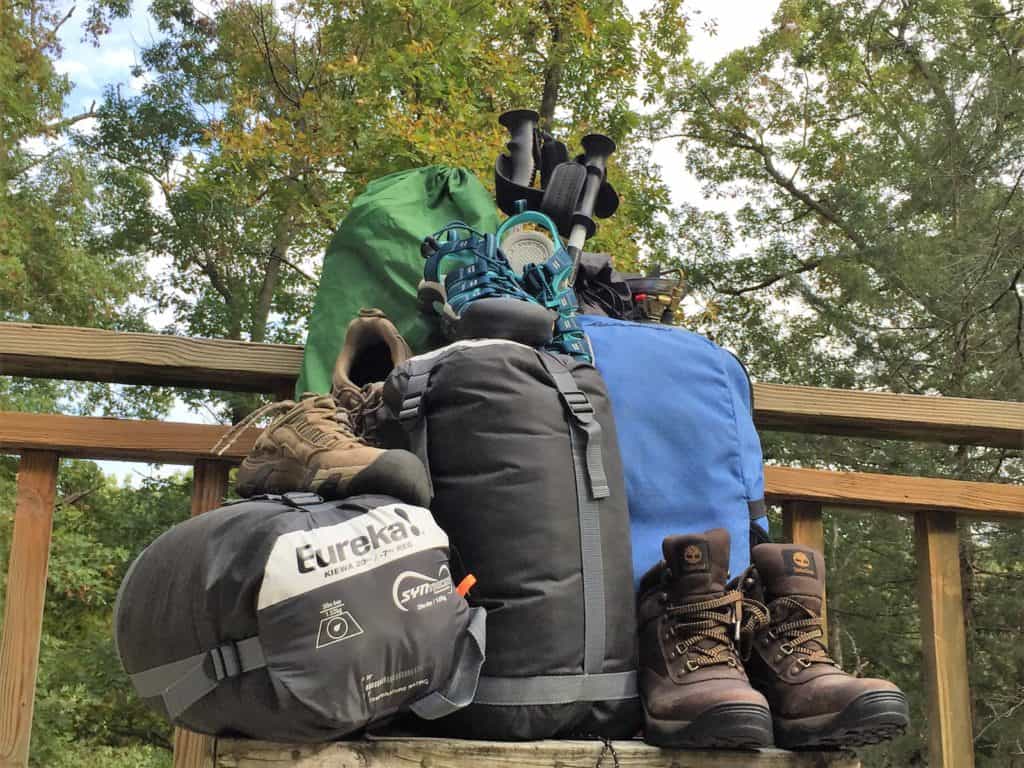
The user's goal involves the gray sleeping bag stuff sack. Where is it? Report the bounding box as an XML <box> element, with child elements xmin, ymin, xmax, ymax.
<box><xmin>381</xmin><ymin>340</ymin><xmax>641</xmax><ymax>740</ymax></box>
<box><xmin>114</xmin><ymin>493</ymin><xmax>486</xmax><ymax>741</ymax></box>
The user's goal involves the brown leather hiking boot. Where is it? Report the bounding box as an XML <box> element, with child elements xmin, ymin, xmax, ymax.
<box><xmin>638</xmin><ymin>529</ymin><xmax>773</xmax><ymax>748</ymax></box>
<box><xmin>226</xmin><ymin>393</ymin><xmax>430</xmax><ymax>506</ymax></box>
<box><xmin>743</xmin><ymin>543</ymin><xmax>909</xmax><ymax>749</ymax></box>
<box><xmin>331</xmin><ymin>308</ymin><xmax>411</xmax><ymax>444</ymax></box>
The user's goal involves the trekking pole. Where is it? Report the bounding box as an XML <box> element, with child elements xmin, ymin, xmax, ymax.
<box><xmin>499</xmin><ymin>109</ymin><xmax>540</xmax><ymax>187</ymax></box>
<box><xmin>568</xmin><ymin>134</ymin><xmax>616</xmax><ymax>259</ymax></box>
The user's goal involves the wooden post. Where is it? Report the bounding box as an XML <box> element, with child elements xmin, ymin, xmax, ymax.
<box><xmin>0</xmin><ymin>451</ymin><xmax>59</xmax><ymax>768</ymax></box>
<box><xmin>782</xmin><ymin>500</ymin><xmax>827</xmax><ymax>636</ymax></box>
<box><xmin>173</xmin><ymin>459</ymin><xmax>231</xmax><ymax>768</ymax></box>
<box><xmin>915</xmin><ymin>511</ymin><xmax>975</xmax><ymax>768</ymax></box>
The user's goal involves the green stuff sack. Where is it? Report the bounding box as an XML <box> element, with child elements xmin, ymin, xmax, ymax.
<box><xmin>298</xmin><ymin>166</ymin><xmax>499</xmax><ymax>394</ymax></box>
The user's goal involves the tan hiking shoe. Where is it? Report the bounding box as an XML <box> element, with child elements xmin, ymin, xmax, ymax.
<box><xmin>742</xmin><ymin>544</ymin><xmax>909</xmax><ymax>748</ymax></box>
<box><xmin>331</xmin><ymin>308</ymin><xmax>411</xmax><ymax>443</ymax></box>
<box><xmin>223</xmin><ymin>394</ymin><xmax>430</xmax><ymax>506</ymax></box>
<box><xmin>637</xmin><ymin>529</ymin><xmax>773</xmax><ymax>748</ymax></box>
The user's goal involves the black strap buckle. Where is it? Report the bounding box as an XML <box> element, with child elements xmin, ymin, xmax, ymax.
<box><xmin>564</xmin><ymin>390</ymin><xmax>595</xmax><ymax>416</ymax></box>
<box><xmin>281</xmin><ymin>491</ymin><xmax>324</xmax><ymax>508</ymax></box>
<box><xmin>210</xmin><ymin>643</ymin><xmax>242</xmax><ymax>681</ymax></box>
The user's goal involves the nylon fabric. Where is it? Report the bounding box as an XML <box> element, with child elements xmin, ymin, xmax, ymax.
<box><xmin>577</xmin><ymin>316</ymin><xmax>767</xmax><ymax>583</ymax></box>
<box><xmin>380</xmin><ymin>341</ymin><xmax>640</xmax><ymax>740</ymax></box>
<box><xmin>409</xmin><ymin>607</ymin><xmax>487</xmax><ymax>720</ymax></box>
<box><xmin>474</xmin><ymin>671</ymin><xmax>638</xmax><ymax>706</ymax></box>
<box><xmin>115</xmin><ymin>495</ymin><xmax>482</xmax><ymax>740</ymax></box>
<box><xmin>297</xmin><ymin>166</ymin><xmax>500</xmax><ymax>395</ymax></box>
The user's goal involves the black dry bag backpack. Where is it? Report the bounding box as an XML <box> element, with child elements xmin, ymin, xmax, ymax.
<box><xmin>381</xmin><ymin>340</ymin><xmax>641</xmax><ymax>740</ymax></box>
<box><xmin>114</xmin><ymin>493</ymin><xmax>485</xmax><ymax>741</ymax></box>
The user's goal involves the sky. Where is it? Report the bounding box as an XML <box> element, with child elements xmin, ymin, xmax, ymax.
<box><xmin>53</xmin><ymin>0</ymin><xmax>779</xmax><ymax>482</ymax></box>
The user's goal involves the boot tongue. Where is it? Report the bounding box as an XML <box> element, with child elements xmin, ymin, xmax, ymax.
<box><xmin>663</xmin><ymin>529</ymin><xmax>730</xmax><ymax>598</ymax></box>
<box><xmin>751</xmin><ymin>543</ymin><xmax>825</xmax><ymax>610</ymax></box>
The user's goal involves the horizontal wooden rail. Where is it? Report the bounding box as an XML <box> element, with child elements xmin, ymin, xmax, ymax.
<box><xmin>0</xmin><ymin>322</ymin><xmax>301</xmax><ymax>394</ymax></box>
<box><xmin>1</xmin><ymin>410</ymin><xmax>1022</xmax><ymax>519</ymax></box>
<box><xmin>2</xmin><ymin>322</ymin><xmax>1022</xmax><ymax>448</ymax></box>
<box><xmin>0</xmin><ymin>412</ymin><xmax>256</xmax><ymax>464</ymax></box>
<box><xmin>755</xmin><ymin>382</ymin><xmax>1024</xmax><ymax>449</ymax></box>
<box><xmin>765</xmin><ymin>465</ymin><xmax>1024</xmax><ymax>521</ymax></box>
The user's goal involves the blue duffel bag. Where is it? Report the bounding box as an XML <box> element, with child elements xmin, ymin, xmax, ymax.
<box><xmin>578</xmin><ymin>315</ymin><xmax>769</xmax><ymax>584</ymax></box>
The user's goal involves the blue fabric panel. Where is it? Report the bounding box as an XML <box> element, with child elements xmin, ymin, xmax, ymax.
<box><xmin>578</xmin><ymin>316</ymin><xmax>765</xmax><ymax>584</ymax></box>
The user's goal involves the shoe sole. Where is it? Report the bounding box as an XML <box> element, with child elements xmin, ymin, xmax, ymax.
<box><xmin>418</xmin><ymin>280</ymin><xmax>555</xmax><ymax>346</ymax></box>
<box><xmin>237</xmin><ymin>449</ymin><xmax>431</xmax><ymax>508</ymax></box>
<box><xmin>774</xmin><ymin>690</ymin><xmax>909</xmax><ymax>749</ymax></box>
<box><xmin>643</xmin><ymin>702</ymin><xmax>774</xmax><ymax>749</ymax></box>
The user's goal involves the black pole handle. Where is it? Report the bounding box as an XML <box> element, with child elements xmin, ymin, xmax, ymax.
<box><xmin>569</xmin><ymin>133</ymin><xmax>616</xmax><ymax>250</ymax></box>
<box><xmin>499</xmin><ymin>109</ymin><xmax>540</xmax><ymax>188</ymax></box>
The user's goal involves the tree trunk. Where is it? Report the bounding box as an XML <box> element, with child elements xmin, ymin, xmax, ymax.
<box><xmin>539</xmin><ymin>3</ymin><xmax>563</xmax><ymax>128</ymax></box>
<box><xmin>251</xmin><ymin>210</ymin><xmax>297</xmax><ymax>344</ymax></box>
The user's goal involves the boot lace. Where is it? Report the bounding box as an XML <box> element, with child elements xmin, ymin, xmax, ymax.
<box><xmin>334</xmin><ymin>385</ymin><xmax>383</xmax><ymax>442</ymax></box>
<box><xmin>765</xmin><ymin>596</ymin><xmax>838</xmax><ymax>668</ymax></box>
<box><xmin>664</xmin><ymin>590</ymin><xmax>747</xmax><ymax>671</ymax></box>
<box><xmin>211</xmin><ymin>394</ymin><xmax>364</xmax><ymax>456</ymax></box>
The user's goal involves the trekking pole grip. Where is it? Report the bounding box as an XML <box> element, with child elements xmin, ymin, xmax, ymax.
<box><xmin>568</xmin><ymin>134</ymin><xmax>617</xmax><ymax>253</ymax></box>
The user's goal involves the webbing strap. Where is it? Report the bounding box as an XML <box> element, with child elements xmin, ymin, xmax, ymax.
<box><xmin>129</xmin><ymin>636</ymin><xmax>266</xmax><ymax>719</ymax></box>
<box><xmin>537</xmin><ymin>353</ymin><xmax>609</xmax><ymax>499</ymax></box>
<box><xmin>474</xmin><ymin>671</ymin><xmax>637</xmax><ymax>706</ymax></box>
<box><xmin>396</xmin><ymin>356</ymin><xmax>440</xmax><ymax>495</ymax></box>
<box><xmin>537</xmin><ymin>351</ymin><xmax>609</xmax><ymax>678</ymax></box>
<box><xmin>409</xmin><ymin>607</ymin><xmax>487</xmax><ymax>720</ymax></box>
<box><xmin>569</xmin><ymin>422</ymin><xmax>606</xmax><ymax>674</ymax></box>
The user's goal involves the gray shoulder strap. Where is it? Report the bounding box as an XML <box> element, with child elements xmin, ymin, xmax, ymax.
<box><xmin>129</xmin><ymin>636</ymin><xmax>266</xmax><ymax>720</ymax></box>
<box><xmin>409</xmin><ymin>607</ymin><xmax>487</xmax><ymax>720</ymax></box>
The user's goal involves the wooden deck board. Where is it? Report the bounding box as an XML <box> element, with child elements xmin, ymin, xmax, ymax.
<box><xmin>2</xmin><ymin>321</ymin><xmax>1022</xmax><ymax>448</ymax></box>
<box><xmin>213</xmin><ymin>738</ymin><xmax>860</xmax><ymax>768</ymax></box>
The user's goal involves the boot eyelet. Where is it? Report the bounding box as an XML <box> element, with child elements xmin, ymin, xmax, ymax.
<box><xmin>684</xmin><ymin>660</ymin><xmax>699</xmax><ymax>672</ymax></box>
<box><xmin>798</xmin><ymin>657</ymin><xmax>812</xmax><ymax>669</ymax></box>
<box><xmin>767</xmin><ymin>629</ymin><xmax>777</xmax><ymax>640</ymax></box>
<box><xmin>780</xmin><ymin>642</ymin><xmax>794</xmax><ymax>655</ymax></box>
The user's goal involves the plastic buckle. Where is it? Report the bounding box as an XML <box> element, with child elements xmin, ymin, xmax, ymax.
<box><xmin>564</xmin><ymin>391</ymin><xmax>595</xmax><ymax>415</ymax></box>
<box><xmin>281</xmin><ymin>491</ymin><xmax>324</xmax><ymax>508</ymax></box>
<box><xmin>210</xmin><ymin>643</ymin><xmax>242</xmax><ymax>681</ymax></box>
<box><xmin>399</xmin><ymin>394</ymin><xmax>422</xmax><ymax>423</ymax></box>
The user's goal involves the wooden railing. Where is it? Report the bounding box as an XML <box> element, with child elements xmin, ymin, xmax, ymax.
<box><xmin>1</xmin><ymin>322</ymin><xmax>1022</xmax><ymax>768</ymax></box>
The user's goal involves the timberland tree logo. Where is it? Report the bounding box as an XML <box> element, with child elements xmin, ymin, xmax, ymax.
<box><xmin>784</xmin><ymin>548</ymin><xmax>818</xmax><ymax>577</ymax></box>
<box><xmin>679</xmin><ymin>541</ymin><xmax>709</xmax><ymax>572</ymax></box>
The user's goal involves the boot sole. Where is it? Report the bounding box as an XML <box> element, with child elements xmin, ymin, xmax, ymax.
<box><xmin>237</xmin><ymin>449</ymin><xmax>431</xmax><ymax>507</ymax></box>
<box><xmin>643</xmin><ymin>702</ymin><xmax>774</xmax><ymax>749</ymax></box>
<box><xmin>774</xmin><ymin>690</ymin><xmax>909</xmax><ymax>749</ymax></box>
<box><xmin>418</xmin><ymin>280</ymin><xmax>555</xmax><ymax>346</ymax></box>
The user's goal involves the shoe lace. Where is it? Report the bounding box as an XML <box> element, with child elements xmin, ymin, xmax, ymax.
<box><xmin>211</xmin><ymin>398</ymin><xmax>297</xmax><ymax>456</ymax></box>
<box><xmin>477</xmin><ymin>246</ymin><xmax>533</xmax><ymax>299</ymax></box>
<box><xmin>765</xmin><ymin>596</ymin><xmax>838</xmax><ymax>668</ymax></box>
<box><xmin>664</xmin><ymin>590</ymin><xmax>746</xmax><ymax>671</ymax></box>
<box><xmin>336</xmin><ymin>385</ymin><xmax>383</xmax><ymax>442</ymax></box>
<box><xmin>211</xmin><ymin>394</ymin><xmax>365</xmax><ymax>456</ymax></box>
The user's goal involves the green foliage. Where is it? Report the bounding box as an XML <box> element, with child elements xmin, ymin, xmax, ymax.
<box><xmin>3</xmin><ymin>0</ymin><xmax>1023</xmax><ymax>764</ymax></box>
<box><xmin>0</xmin><ymin>460</ymin><xmax>187</xmax><ymax>767</ymax></box>
<box><xmin>649</xmin><ymin>0</ymin><xmax>1024</xmax><ymax>762</ymax></box>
